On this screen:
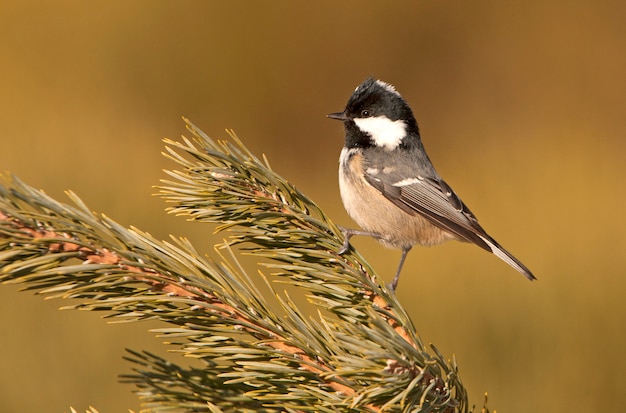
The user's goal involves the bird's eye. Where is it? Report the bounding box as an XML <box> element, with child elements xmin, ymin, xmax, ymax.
<box><xmin>361</xmin><ymin>110</ymin><xmax>370</xmax><ymax>117</ymax></box>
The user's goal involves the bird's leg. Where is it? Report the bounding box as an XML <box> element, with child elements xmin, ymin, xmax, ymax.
<box><xmin>337</xmin><ymin>226</ymin><xmax>381</xmax><ymax>255</ymax></box>
<box><xmin>388</xmin><ymin>246</ymin><xmax>412</xmax><ymax>291</ymax></box>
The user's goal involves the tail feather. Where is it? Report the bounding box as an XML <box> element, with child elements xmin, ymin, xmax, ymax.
<box><xmin>477</xmin><ymin>234</ymin><xmax>536</xmax><ymax>281</ymax></box>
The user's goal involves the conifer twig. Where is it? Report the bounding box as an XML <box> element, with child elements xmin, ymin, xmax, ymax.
<box><xmin>0</xmin><ymin>119</ymin><xmax>469</xmax><ymax>412</ymax></box>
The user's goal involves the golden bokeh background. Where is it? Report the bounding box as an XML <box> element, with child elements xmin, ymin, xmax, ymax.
<box><xmin>1</xmin><ymin>1</ymin><xmax>625</xmax><ymax>412</ymax></box>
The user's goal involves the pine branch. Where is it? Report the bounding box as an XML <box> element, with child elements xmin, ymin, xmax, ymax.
<box><xmin>0</xmin><ymin>119</ymin><xmax>469</xmax><ymax>412</ymax></box>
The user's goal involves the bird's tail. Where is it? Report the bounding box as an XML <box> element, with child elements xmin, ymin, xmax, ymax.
<box><xmin>477</xmin><ymin>234</ymin><xmax>536</xmax><ymax>281</ymax></box>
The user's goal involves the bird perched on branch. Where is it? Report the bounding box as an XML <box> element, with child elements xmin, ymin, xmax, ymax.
<box><xmin>328</xmin><ymin>77</ymin><xmax>535</xmax><ymax>290</ymax></box>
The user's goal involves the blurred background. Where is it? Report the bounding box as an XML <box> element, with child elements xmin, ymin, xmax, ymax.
<box><xmin>1</xmin><ymin>1</ymin><xmax>624</xmax><ymax>412</ymax></box>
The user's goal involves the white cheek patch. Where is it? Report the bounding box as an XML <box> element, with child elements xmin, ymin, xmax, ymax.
<box><xmin>353</xmin><ymin>116</ymin><xmax>407</xmax><ymax>150</ymax></box>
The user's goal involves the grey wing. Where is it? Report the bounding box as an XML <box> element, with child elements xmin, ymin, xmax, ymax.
<box><xmin>364</xmin><ymin>172</ymin><xmax>493</xmax><ymax>251</ymax></box>
<box><xmin>364</xmin><ymin>171</ymin><xmax>536</xmax><ymax>280</ymax></box>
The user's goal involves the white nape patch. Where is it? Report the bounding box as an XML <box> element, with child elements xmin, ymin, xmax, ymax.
<box><xmin>375</xmin><ymin>79</ymin><xmax>401</xmax><ymax>97</ymax></box>
<box><xmin>353</xmin><ymin>116</ymin><xmax>407</xmax><ymax>150</ymax></box>
<box><xmin>393</xmin><ymin>177</ymin><xmax>422</xmax><ymax>187</ymax></box>
<box><xmin>366</xmin><ymin>167</ymin><xmax>379</xmax><ymax>175</ymax></box>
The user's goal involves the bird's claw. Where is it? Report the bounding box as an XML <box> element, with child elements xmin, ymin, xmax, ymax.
<box><xmin>337</xmin><ymin>226</ymin><xmax>351</xmax><ymax>255</ymax></box>
<box><xmin>338</xmin><ymin>243</ymin><xmax>350</xmax><ymax>255</ymax></box>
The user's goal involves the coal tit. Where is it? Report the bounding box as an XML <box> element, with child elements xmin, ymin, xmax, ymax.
<box><xmin>328</xmin><ymin>77</ymin><xmax>535</xmax><ymax>290</ymax></box>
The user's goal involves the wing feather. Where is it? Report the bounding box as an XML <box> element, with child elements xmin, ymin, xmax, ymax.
<box><xmin>361</xmin><ymin>152</ymin><xmax>535</xmax><ymax>280</ymax></box>
<box><xmin>364</xmin><ymin>173</ymin><xmax>492</xmax><ymax>251</ymax></box>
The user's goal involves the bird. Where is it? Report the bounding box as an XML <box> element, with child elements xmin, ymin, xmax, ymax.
<box><xmin>327</xmin><ymin>77</ymin><xmax>535</xmax><ymax>290</ymax></box>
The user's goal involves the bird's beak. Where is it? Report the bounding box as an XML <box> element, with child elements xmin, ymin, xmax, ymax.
<box><xmin>326</xmin><ymin>112</ymin><xmax>350</xmax><ymax>121</ymax></box>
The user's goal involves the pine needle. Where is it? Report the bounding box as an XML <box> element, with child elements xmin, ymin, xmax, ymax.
<box><xmin>0</xmin><ymin>119</ymin><xmax>469</xmax><ymax>412</ymax></box>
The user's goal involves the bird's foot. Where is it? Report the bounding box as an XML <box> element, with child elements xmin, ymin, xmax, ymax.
<box><xmin>337</xmin><ymin>226</ymin><xmax>381</xmax><ymax>255</ymax></box>
<box><xmin>337</xmin><ymin>226</ymin><xmax>352</xmax><ymax>255</ymax></box>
